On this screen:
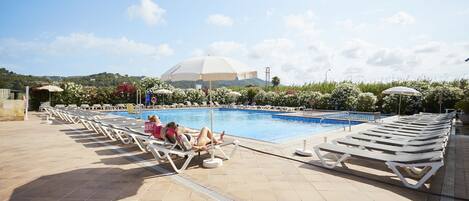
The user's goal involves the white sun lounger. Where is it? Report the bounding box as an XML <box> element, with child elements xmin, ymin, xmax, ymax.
<box><xmin>314</xmin><ymin>143</ymin><xmax>444</xmax><ymax>189</ymax></box>
<box><xmin>147</xmin><ymin>138</ymin><xmax>239</xmax><ymax>173</ymax></box>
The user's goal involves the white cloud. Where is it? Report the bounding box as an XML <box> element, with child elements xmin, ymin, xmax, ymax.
<box><xmin>190</xmin><ymin>41</ymin><xmax>245</xmax><ymax>57</ymax></box>
<box><xmin>337</xmin><ymin>19</ymin><xmax>368</xmax><ymax>31</ymax></box>
<box><xmin>46</xmin><ymin>33</ymin><xmax>173</xmax><ymax>58</ymax></box>
<box><xmin>343</xmin><ymin>67</ymin><xmax>364</xmax><ymax>75</ymax></box>
<box><xmin>0</xmin><ymin>33</ymin><xmax>174</xmax><ymax>75</ymax></box>
<box><xmin>460</xmin><ymin>42</ymin><xmax>469</xmax><ymax>51</ymax></box>
<box><xmin>384</xmin><ymin>11</ymin><xmax>415</xmax><ymax>25</ymax></box>
<box><xmin>156</xmin><ymin>44</ymin><xmax>174</xmax><ymax>57</ymax></box>
<box><xmin>127</xmin><ymin>0</ymin><xmax>166</xmax><ymax>26</ymax></box>
<box><xmin>366</xmin><ymin>48</ymin><xmax>418</xmax><ymax>68</ymax></box>
<box><xmin>341</xmin><ymin>39</ymin><xmax>373</xmax><ymax>59</ymax></box>
<box><xmin>206</xmin><ymin>14</ymin><xmax>233</xmax><ymax>27</ymax></box>
<box><xmin>249</xmin><ymin>38</ymin><xmax>294</xmax><ymax>59</ymax></box>
<box><xmin>413</xmin><ymin>41</ymin><xmax>441</xmax><ymax>53</ymax></box>
<box><xmin>266</xmin><ymin>8</ymin><xmax>275</xmax><ymax>17</ymax></box>
<box><xmin>284</xmin><ymin>10</ymin><xmax>317</xmax><ymax>38</ymax></box>
<box><xmin>208</xmin><ymin>41</ymin><xmax>245</xmax><ymax>56</ymax></box>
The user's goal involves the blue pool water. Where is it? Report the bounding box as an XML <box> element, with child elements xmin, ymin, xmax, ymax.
<box><xmin>110</xmin><ymin>108</ymin><xmax>362</xmax><ymax>143</ymax></box>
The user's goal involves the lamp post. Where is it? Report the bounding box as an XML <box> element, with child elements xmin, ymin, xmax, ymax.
<box><xmin>325</xmin><ymin>68</ymin><xmax>331</xmax><ymax>82</ymax></box>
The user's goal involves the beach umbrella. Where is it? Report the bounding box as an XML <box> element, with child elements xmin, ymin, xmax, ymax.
<box><xmin>154</xmin><ymin>89</ymin><xmax>172</xmax><ymax>104</ymax></box>
<box><xmin>228</xmin><ymin>91</ymin><xmax>241</xmax><ymax>96</ymax></box>
<box><xmin>37</xmin><ymin>85</ymin><xmax>63</xmax><ymax>104</ymax></box>
<box><xmin>382</xmin><ymin>86</ymin><xmax>421</xmax><ymax>116</ymax></box>
<box><xmin>161</xmin><ymin>56</ymin><xmax>257</xmax><ymax>168</ymax></box>
<box><xmin>154</xmin><ymin>89</ymin><xmax>172</xmax><ymax>94</ymax></box>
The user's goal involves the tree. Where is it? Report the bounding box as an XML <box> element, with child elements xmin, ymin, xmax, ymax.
<box><xmin>272</xmin><ymin>76</ymin><xmax>280</xmax><ymax>87</ymax></box>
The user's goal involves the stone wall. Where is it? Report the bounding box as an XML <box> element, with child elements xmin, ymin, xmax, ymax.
<box><xmin>0</xmin><ymin>100</ymin><xmax>25</xmax><ymax>121</ymax></box>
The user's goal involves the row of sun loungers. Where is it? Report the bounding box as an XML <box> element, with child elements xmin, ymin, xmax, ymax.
<box><xmin>44</xmin><ymin>107</ymin><xmax>239</xmax><ymax>173</ymax></box>
<box><xmin>314</xmin><ymin>112</ymin><xmax>455</xmax><ymax>189</ymax></box>
<box><xmin>224</xmin><ymin>104</ymin><xmax>300</xmax><ymax>112</ymax></box>
<box><xmin>51</xmin><ymin>101</ymin><xmax>222</xmax><ymax>111</ymax></box>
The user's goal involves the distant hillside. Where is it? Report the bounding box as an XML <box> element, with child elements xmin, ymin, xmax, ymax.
<box><xmin>0</xmin><ymin>68</ymin><xmax>267</xmax><ymax>90</ymax></box>
<box><xmin>0</xmin><ymin>68</ymin><xmax>50</xmax><ymax>90</ymax></box>
<box><xmin>60</xmin><ymin>72</ymin><xmax>143</xmax><ymax>87</ymax></box>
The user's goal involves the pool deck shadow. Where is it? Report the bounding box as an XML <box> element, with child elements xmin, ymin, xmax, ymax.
<box><xmin>2</xmin><ymin>112</ymin><xmax>468</xmax><ymax>201</ymax></box>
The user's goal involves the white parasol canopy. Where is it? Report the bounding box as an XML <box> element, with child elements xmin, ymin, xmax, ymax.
<box><xmin>382</xmin><ymin>86</ymin><xmax>421</xmax><ymax>96</ymax></box>
<box><xmin>37</xmin><ymin>85</ymin><xmax>63</xmax><ymax>104</ymax></box>
<box><xmin>37</xmin><ymin>85</ymin><xmax>63</xmax><ymax>92</ymax></box>
<box><xmin>228</xmin><ymin>91</ymin><xmax>241</xmax><ymax>96</ymax></box>
<box><xmin>161</xmin><ymin>56</ymin><xmax>257</xmax><ymax>81</ymax></box>
<box><xmin>154</xmin><ymin>89</ymin><xmax>172</xmax><ymax>94</ymax></box>
<box><xmin>161</xmin><ymin>56</ymin><xmax>257</xmax><ymax>168</ymax></box>
<box><xmin>382</xmin><ymin>86</ymin><xmax>421</xmax><ymax>116</ymax></box>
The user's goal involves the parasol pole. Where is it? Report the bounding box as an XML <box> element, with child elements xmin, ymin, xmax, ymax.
<box><xmin>209</xmin><ymin>80</ymin><xmax>215</xmax><ymax>160</ymax></box>
<box><xmin>398</xmin><ymin>94</ymin><xmax>402</xmax><ymax>118</ymax></box>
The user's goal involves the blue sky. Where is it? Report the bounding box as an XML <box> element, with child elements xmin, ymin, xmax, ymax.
<box><xmin>0</xmin><ymin>0</ymin><xmax>468</xmax><ymax>84</ymax></box>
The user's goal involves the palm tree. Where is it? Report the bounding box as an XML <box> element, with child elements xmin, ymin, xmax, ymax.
<box><xmin>272</xmin><ymin>76</ymin><xmax>280</xmax><ymax>87</ymax></box>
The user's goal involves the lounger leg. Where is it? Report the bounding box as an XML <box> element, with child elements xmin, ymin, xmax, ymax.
<box><xmin>166</xmin><ymin>153</ymin><xmax>195</xmax><ymax>173</ymax></box>
<box><xmin>100</xmin><ymin>126</ymin><xmax>117</xmax><ymax>141</ymax></box>
<box><xmin>112</xmin><ymin>129</ymin><xmax>132</xmax><ymax>144</ymax></box>
<box><xmin>386</xmin><ymin>161</ymin><xmax>443</xmax><ymax>189</ymax></box>
<box><xmin>148</xmin><ymin>144</ymin><xmax>167</xmax><ymax>160</ymax></box>
<box><xmin>215</xmin><ymin>140</ymin><xmax>240</xmax><ymax>160</ymax></box>
<box><xmin>131</xmin><ymin>135</ymin><xmax>149</xmax><ymax>153</ymax></box>
<box><xmin>314</xmin><ymin>147</ymin><xmax>351</xmax><ymax>169</ymax></box>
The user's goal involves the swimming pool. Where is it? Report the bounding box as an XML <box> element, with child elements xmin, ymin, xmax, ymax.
<box><xmin>110</xmin><ymin>108</ymin><xmax>362</xmax><ymax>143</ymax></box>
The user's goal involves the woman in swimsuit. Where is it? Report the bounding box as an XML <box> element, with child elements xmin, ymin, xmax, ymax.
<box><xmin>164</xmin><ymin>122</ymin><xmax>224</xmax><ymax>150</ymax></box>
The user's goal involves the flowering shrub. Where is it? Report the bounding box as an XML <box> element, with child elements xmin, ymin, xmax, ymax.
<box><xmin>225</xmin><ymin>92</ymin><xmax>240</xmax><ymax>104</ymax></box>
<box><xmin>275</xmin><ymin>92</ymin><xmax>299</xmax><ymax>106</ymax></box>
<box><xmin>356</xmin><ymin>92</ymin><xmax>377</xmax><ymax>112</ymax></box>
<box><xmin>331</xmin><ymin>83</ymin><xmax>361</xmax><ymax>110</ymax></box>
<box><xmin>185</xmin><ymin>89</ymin><xmax>206</xmax><ymax>103</ymax></box>
<box><xmin>209</xmin><ymin>87</ymin><xmax>232</xmax><ymax>104</ymax></box>
<box><xmin>55</xmin><ymin>82</ymin><xmax>85</xmax><ymax>104</ymax></box>
<box><xmin>424</xmin><ymin>85</ymin><xmax>463</xmax><ymax>112</ymax></box>
<box><xmin>171</xmin><ymin>88</ymin><xmax>186</xmax><ymax>103</ymax></box>
<box><xmin>382</xmin><ymin>94</ymin><xmax>422</xmax><ymax>115</ymax></box>
<box><xmin>317</xmin><ymin>93</ymin><xmax>332</xmax><ymax>109</ymax></box>
<box><xmin>238</xmin><ymin>87</ymin><xmax>261</xmax><ymax>104</ymax></box>
<box><xmin>140</xmin><ymin>77</ymin><xmax>172</xmax><ymax>91</ymax></box>
<box><xmin>298</xmin><ymin>91</ymin><xmax>322</xmax><ymax>108</ymax></box>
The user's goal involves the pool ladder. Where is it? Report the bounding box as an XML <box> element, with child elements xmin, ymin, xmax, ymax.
<box><xmin>319</xmin><ymin>111</ymin><xmax>352</xmax><ymax>132</ymax></box>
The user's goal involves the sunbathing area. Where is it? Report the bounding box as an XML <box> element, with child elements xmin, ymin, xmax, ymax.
<box><xmin>0</xmin><ymin>105</ymin><xmax>468</xmax><ymax>201</ymax></box>
<box><xmin>2</xmin><ymin>1</ymin><xmax>469</xmax><ymax>200</ymax></box>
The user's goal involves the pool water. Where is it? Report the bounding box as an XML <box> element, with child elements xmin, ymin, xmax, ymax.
<box><xmin>110</xmin><ymin>108</ymin><xmax>360</xmax><ymax>143</ymax></box>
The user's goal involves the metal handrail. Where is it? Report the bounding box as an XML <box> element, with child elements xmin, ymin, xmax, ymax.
<box><xmin>320</xmin><ymin>111</ymin><xmax>352</xmax><ymax>131</ymax></box>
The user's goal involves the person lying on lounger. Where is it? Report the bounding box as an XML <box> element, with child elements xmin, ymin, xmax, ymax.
<box><xmin>147</xmin><ymin>115</ymin><xmax>165</xmax><ymax>139</ymax></box>
<box><xmin>164</xmin><ymin>122</ymin><xmax>224</xmax><ymax>150</ymax></box>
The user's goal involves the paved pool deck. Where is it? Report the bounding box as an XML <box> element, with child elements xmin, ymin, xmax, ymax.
<box><xmin>0</xmin><ymin>112</ymin><xmax>468</xmax><ymax>201</ymax></box>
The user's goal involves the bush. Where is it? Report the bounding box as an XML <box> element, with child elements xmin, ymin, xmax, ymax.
<box><xmin>275</xmin><ymin>92</ymin><xmax>299</xmax><ymax>106</ymax></box>
<box><xmin>55</xmin><ymin>82</ymin><xmax>85</xmax><ymax>105</ymax></box>
<box><xmin>356</xmin><ymin>92</ymin><xmax>377</xmax><ymax>112</ymax></box>
<box><xmin>382</xmin><ymin>94</ymin><xmax>422</xmax><ymax>115</ymax></box>
<box><xmin>455</xmin><ymin>99</ymin><xmax>469</xmax><ymax>113</ymax></box>
<box><xmin>172</xmin><ymin>88</ymin><xmax>186</xmax><ymax>103</ymax></box>
<box><xmin>424</xmin><ymin>85</ymin><xmax>464</xmax><ymax>112</ymax></box>
<box><xmin>209</xmin><ymin>87</ymin><xmax>232</xmax><ymax>104</ymax></box>
<box><xmin>185</xmin><ymin>89</ymin><xmax>206</xmax><ymax>104</ymax></box>
<box><xmin>298</xmin><ymin>91</ymin><xmax>322</xmax><ymax>108</ymax></box>
<box><xmin>330</xmin><ymin>83</ymin><xmax>361</xmax><ymax>110</ymax></box>
<box><xmin>317</xmin><ymin>93</ymin><xmax>332</xmax><ymax>109</ymax></box>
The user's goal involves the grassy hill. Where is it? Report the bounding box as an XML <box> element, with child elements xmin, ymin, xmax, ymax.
<box><xmin>0</xmin><ymin>67</ymin><xmax>267</xmax><ymax>90</ymax></box>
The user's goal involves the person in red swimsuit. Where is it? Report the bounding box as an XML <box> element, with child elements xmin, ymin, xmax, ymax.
<box><xmin>164</xmin><ymin>122</ymin><xmax>225</xmax><ymax>150</ymax></box>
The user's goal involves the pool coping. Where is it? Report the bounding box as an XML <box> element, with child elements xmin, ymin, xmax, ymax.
<box><xmin>107</xmin><ymin>108</ymin><xmax>383</xmax><ymax>144</ymax></box>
